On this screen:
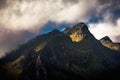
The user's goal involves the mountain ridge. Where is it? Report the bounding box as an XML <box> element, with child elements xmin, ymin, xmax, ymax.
<box><xmin>0</xmin><ymin>22</ymin><xmax>120</xmax><ymax>80</ymax></box>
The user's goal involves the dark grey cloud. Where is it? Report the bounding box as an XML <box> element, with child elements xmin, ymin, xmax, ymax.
<box><xmin>0</xmin><ymin>26</ymin><xmax>35</xmax><ymax>57</ymax></box>
<box><xmin>97</xmin><ymin>0</ymin><xmax>120</xmax><ymax>22</ymax></box>
<box><xmin>99</xmin><ymin>0</ymin><xmax>120</xmax><ymax>8</ymax></box>
<box><xmin>62</xmin><ymin>0</ymin><xmax>79</xmax><ymax>4</ymax></box>
<box><xmin>0</xmin><ymin>0</ymin><xmax>7</xmax><ymax>9</ymax></box>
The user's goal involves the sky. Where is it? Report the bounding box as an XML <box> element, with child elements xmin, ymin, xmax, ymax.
<box><xmin>0</xmin><ymin>0</ymin><xmax>120</xmax><ymax>57</ymax></box>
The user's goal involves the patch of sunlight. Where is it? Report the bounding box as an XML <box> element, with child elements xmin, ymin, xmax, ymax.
<box><xmin>70</xmin><ymin>32</ymin><xmax>83</xmax><ymax>42</ymax></box>
<box><xmin>3</xmin><ymin>55</ymin><xmax>24</xmax><ymax>78</ymax></box>
<box><xmin>34</xmin><ymin>42</ymin><xmax>47</xmax><ymax>52</ymax></box>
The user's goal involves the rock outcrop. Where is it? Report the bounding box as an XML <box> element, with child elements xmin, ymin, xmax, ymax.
<box><xmin>100</xmin><ymin>36</ymin><xmax>120</xmax><ymax>51</ymax></box>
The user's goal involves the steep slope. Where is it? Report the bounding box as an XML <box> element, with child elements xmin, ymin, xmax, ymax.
<box><xmin>0</xmin><ymin>22</ymin><xmax>120</xmax><ymax>80</ymax></box>
<box><xmin>100</xmin><ymin>36</ymin><xmax>120</xmax><ymax>51</ymax></box>
<box><xmin>0</xmin><ymin>30</ymin><xmax>67</xmax><ymax>80</ymax></box>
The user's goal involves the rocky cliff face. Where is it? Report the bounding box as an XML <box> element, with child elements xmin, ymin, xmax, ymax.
<box><xmin>64</xmin><ymin>22</ymin><xmax>90</xmax><ymax>42</ymax></box>
<box><xmin>100</xmin><ymin>36</ymin><xmax>120</xmax><ymax>51</ymax></box>
<box><xmin>0</xmin><ymin>22</ymin><xmax>120</xmax><ymax>80</ymax></box>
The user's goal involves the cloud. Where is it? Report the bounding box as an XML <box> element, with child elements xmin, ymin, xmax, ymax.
<box><xmin>89</xmin><ymin>18</ymin><xmax>120</xmax><ymax>42</ymax></box>
<box><xmin>0</xmin><ymin>0</ymin><xmax>98</xmax><ymax>31</ymax></box>
<box><xmin>94</xmin><ymin>0</ymin><xmax>120</xmax><ymax>22</ymax></box>
<box><xmin>51</xmin><ymin>0</ymin><xmax>98</xmax><ymax>23</ymax></box>
<box><xmin>0</xmin><ymin>0</ymin><xmax>7</xmax><ymax>9</ymax></box>
<box><xmin>0</xmin><ymin>26</ymin><xmax>34</xmax><ymax>57</ymax></box>
<box><xmin>0</xmin><ymin>0</ymin><xmax>120</xmax><ymax>57</ymax></box>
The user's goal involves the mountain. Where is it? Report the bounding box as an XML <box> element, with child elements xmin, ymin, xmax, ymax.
<box><xmin>0</xmin><ymin>22</ymin><xmax>120</xmax><ymax>80</ymax></box>
<box><xmin>63</xmin><ymin>22</ymin><xmax>89</xmax><ymax>42</ymax></box>
<box><xmin>100</xmin><ymin>36</ymin><xmax>120</xmax><ymax>51</ymax></box>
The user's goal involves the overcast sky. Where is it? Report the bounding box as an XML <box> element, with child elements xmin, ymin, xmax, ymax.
<box><xmin>0</xmin><ymin>0</ymin><xmax>120</xmax><ymax>57</ymax></box>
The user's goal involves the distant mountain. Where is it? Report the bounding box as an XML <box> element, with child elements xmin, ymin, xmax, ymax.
<box><xmin>0</xmin><ymin>22</ymin><xmax>120</xmax><ymax>80</ymax></box>
<box><xmin>100</xmin><ymin>36</ymin><xmax>120</xmax><ymax>51</ymax></box>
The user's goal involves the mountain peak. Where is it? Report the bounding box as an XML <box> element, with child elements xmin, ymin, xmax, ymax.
<box><xmin>70</xmin><ymin>22</ymin><xmax>89</xmax><ymax>34</ymax></box>
<box><xmin>100</xmin><ymin>36</ymin><xmax>120</xmax><ymax>51</ymax></box>
<box><xmin>74</xmin><ymin>22</ymin><xmax>88</xmax><ymax>30</ymax></box>
<box><xmin>65</xmin><ymin>22</ymin><xmax>90</xmax><ymax>42</ymax></box>
<box><xmin>100</xmin><ymin>36</ymin><xmax>113</xmax><ymax>42</ymax></box>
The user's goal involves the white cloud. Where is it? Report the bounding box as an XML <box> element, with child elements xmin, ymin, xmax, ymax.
<box><xmin>51</xmin><ymin>0</ymin><xmax>98</xmax><ymax>23</ymax></box>
<box><xmin>0</xmin><ymin>0</ymin><xmax>98</xmax><ymax>31</ymax></box>
<box><xmin>89</xmin><ymin>18</ymin><xmax>120</xmax><ymax>42</ymax></box>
